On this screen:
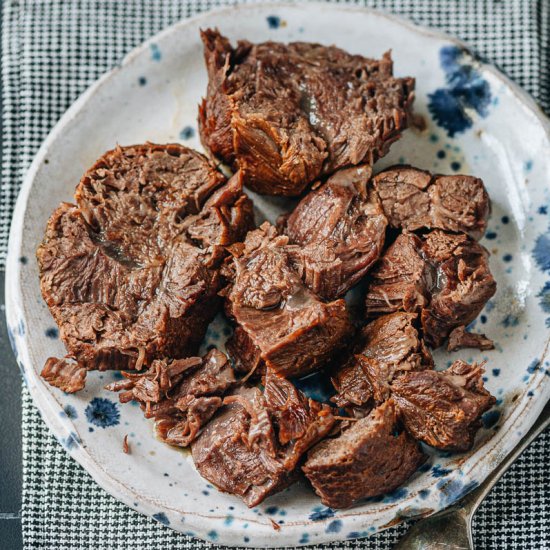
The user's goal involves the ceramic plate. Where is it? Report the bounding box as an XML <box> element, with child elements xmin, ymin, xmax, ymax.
<box><xmin>6</xmin><ymin>3</ymin><xmax>550</xmax><ymax>547</ymax></box>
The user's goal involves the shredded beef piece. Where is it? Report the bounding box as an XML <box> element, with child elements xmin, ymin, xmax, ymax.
<box><xmin>372</xmin><ymin>165</ymin><xmax>490</xmax><ymax>239</ymax></box>
<box><xmin>192</xmin><ymin>378</ymin><xmax>335</xmax><ymax>507</ymax></box>
<box><xmin>391</xmin><ymin>360</ymin><xmax>496</xmax><ymax>451</ymax></box>
<box><xmin>40</xmin><ymin>357</ymin><xmax>87</xmax><ymax>393</ymax></box>
<box><xmin>37</xmin><ymin>144</ymin><xmax>253</xmax><ymax>389</ymax></box>
<box><xmin>199</xmin><ymin>29</ymin><xmax>414</xmax><ymax>196</ymax></box>
<box><xmin>365</xmin><ymin>230</ymin><xmax>496</xmax><ymax>347</ymax></box>
<box><xmin>303</xmin><ymin>400</ymin><xmax>425</xmax><ymax>508</ymax></box>
<box><xmin>280</xmin><ymin>165</ymin><xmax>388</xmax><ymax>299</ymax></box>
<box><xmin>447</xmin><ymin>325</ymin><xmax>495</xmax><ymax>352</ymax></box>
<box><xmin>223</xmin><ymin>222</ymin><xmax>353</xmax><ymax>378</ymax></box>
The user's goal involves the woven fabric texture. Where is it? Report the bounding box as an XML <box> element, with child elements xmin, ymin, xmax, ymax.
<box><xmin>2</xmin><ymin>0</ymin><xmax>549</xmax><ymax>548</ymax></box>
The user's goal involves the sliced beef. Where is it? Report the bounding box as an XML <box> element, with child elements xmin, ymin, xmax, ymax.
<box><xmin>222</xmin><ymin>222</ymin><xmax>353</xmax><ymax>378</ymax></box>
<box><xmin>365</xmin><ymin>230</ymin><xmax>496</xmax><ymax>347</ymax></box>
<box><xmin>37</xmin><ymin>144</ymin><xmax>254</xmax><ymax>387</ymax></box>
<box><xmin>280</xmin><ymin>165</ymin><xmax>388</xmax><ymax>300</ymax></box>
<box><xmin>41</xmin><ymin>357</ymin><xmax>87</xmax><ymax>393</ymax></box>
<box><xmin>372</xmin><ymin>166</ymin><xmax>490</xmax><ymax>239</ymax></box>
<box><xmin>447</xmin><ymin>325</ymin><xmax>495</xmax><ymax>352</ymax></box>
<box><xmin>192</xmin><ymin>376</ymin><xmax>335</xmax><ymax>507</ymax></box>
<box><xmin>332</xmin><ymin>312</ymin><xmax>432</xmax><ymax>408</ymax></box>
<box><xmin>302</xmin><ymin>400</ymin><xmax>425</xmax><ymax>508</ymax></box>
<box><xmin>391</xmin><ymin>360</ymin><xmax>496</xmax><ymax>451</ymax></box>
<box><xmin>199</xmin><ymin>30</ymin><xmax>414</xmax><ymax>196</ymax></box>
<box><xmin>106</xmin><ymin>347</ymin><xmax>236</xmax><ymax>447</ymax></box>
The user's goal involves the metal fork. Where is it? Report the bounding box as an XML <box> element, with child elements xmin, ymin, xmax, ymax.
<box><xmin>394</xmin><ymin>399</ymin><xmax>550</xmax><ymax>550</ymax></box>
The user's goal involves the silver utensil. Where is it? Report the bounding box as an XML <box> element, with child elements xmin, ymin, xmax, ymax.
<box><xmin>394</xmin><ymin>400</ymin><xmax>550</xmax><ymax>550</ymax></box>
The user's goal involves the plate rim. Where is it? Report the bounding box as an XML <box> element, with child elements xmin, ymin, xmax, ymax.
<box><xmin>6</xmin><ymin>2</ymin><xmax>550</xmax><ymax>547</ymax></box>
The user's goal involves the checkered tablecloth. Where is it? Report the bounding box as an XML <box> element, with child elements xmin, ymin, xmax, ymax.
<box><xmin>2</xmin><ymin>1</ymin><xmax>549</xmax><ymax>548</ymax></box>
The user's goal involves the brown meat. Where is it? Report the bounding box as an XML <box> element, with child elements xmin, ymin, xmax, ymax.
<box><xmin>199</xmin><ymin>30</ymin><xmax>414</xmax><ymax>196</ymax></box>
<box><xmin>332</xmin><ymin>312</ymin><xmax>432</xmax><ymax>408</ymax></box>
<box><xmin>37</xmin><ymin>144</ymin><xmax>254</xmax><ymax>386</ymax></box>
<box><xmin>107</xmin><ymin>348</ymin><xmax>236</xmax><ymax>447</ymax></box>
<box><xmin>365</xmin><ymin>230</ymin><xmax>496</xmax><ymax>347</ymax></box>
<box><xmin>447</xmin><ymin>325</ymin><xmax>495</xmax><ymax>352</ymax></box>
<box><xmin>280</xmin><ymin>165</ymin><xmax>388</xmax><ymax>299</ymax></box>
<box><xmin>222</xmin><ymin>222</ymin><xmax>353</xmax><ymax>378</ymax></box>
<box><xmin>192</xmin><ymin>379</ymin><xmax>335</xmax><ymax>507</ymax></box>
<box><xmin>391</xmin><ymin>360</ymin><xmax>496</xmax><ymax>451</ymax></box>
<box><xmin>372</xmin><ymin>166</ymin><xmax>490</xmax><ymax>239</ymax></box>
<box><xmin>303</xmin><ymin>400</ymin><xmax>425</xmax><ymax>508</ymax></box>
<box><xmin>40</xmin><ymin>357</ymin><xmax>87</xmax><ymax>393</ymax></box>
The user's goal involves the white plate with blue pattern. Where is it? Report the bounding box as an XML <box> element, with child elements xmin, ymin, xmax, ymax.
<box><xmin>6</xmin><ymin>3</ymin><xmax>550</xmax><ymax>547</ymax></box>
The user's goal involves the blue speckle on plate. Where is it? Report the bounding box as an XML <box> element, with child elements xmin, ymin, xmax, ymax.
<box><xmin>533</xmin><ymin>231</ymin><xmax>550</xmax><ymax>273</ymax></box>
<box><xmin>326</xmin><ymin>520</ymin><xmax>343</xmax><ymax>533</ymax></box>
<box><xmin>383</xmin><ymin>487</ymin><xmax>408</xmax><ymax>502</ymax></box>
<box><xmin>524</xmin><ymin>160</ymin><xmax>533</xmax><ymax>172</ymax></box>
<box><xmin>440</xmin><ymin>479</ymin><xmax>479</xmax><ymax>506</ymax></box>
<box><xmin>437</xmin><ymin>149</ymin><xmax>446</xmax><ymax>159</ymax></box>
<box><xmin>451</xmin><ymin>161</ymin><xmax>461</xmax><ymax>171</ymax></box>
<box><xmin>419</xmin><ymin>489</ymin><xmax>430</xmax><ymax>499</ymax></box>
<box><xmin>63</xmin><ymin>431</ymin><xmax>81</xmax><ymax>450</ymax></box>
<box><xmin>501</xmin><ymin>215</ymin><xmax>509</xmax><ymax>224</ymax></box>
<box><xmin>61</xmin><ymin>404</ymin><xmax>78</xmax><ymax>419</ymax></box>
<box><xmin>482</xmin><ymin>409</ymin><xmax>501</xmax><ymax>429</ymax></box>
<box><xmin>138</xmin><ymin>76</ymin><xmax>147</xmax><ymax>86</ymax></box>
<box><xmin>202</xmin><ymin>490</ymin><xmax>209</xmax><ymax>496</ymax></box>
<box><xmin>224</xmin><ymin>515</ymin><xmax>234</xmax><ymax>526</ymax></box>
<box><xmin>309</xmin><ymin>507</ymin><xmax>335</xmax><ymax>521</ymax></box>
<box><xmin>485</xmin><ymin>231</ymin><xmax>497</xmax><ymax>240</ymax></box>
<box><xmin>492</xmin><ymin>368</ymin><xmax>501</xmax><ymax>377</ymax></box>
<box><xmin>299</xmin><ymin>533</ymin><xmax>310</xmax><ymax>544</ymax></box>
<box><xmin>528</xmin><ymin>390</ymin><xmax>534</xmax><ymax>397</ymax></box>
<box><xmin>539</xmin><ymin>206</ymin><xmax>548</xmax><ymax>215</ymax></box>
<box><xmin>265</xmin><ymin>506</ymin><xmax>278</xmax><ymax>515</ymax></box>
<box><xmin>19</xmin><ymin>256</ymin><xmax>28</xmax><ymax>264</ymax></box>
<box><xmin>180</xmin><ymin>126</ymin><xmax>195</xmax><ymax>140</ymax></box>
<box><xmin>501</xmin><ymin>314</ymin><xmax>519</xmax><ymax>328</ymax></box>
<box><xmin>150</xmin><ymin>43</ymin><xmax>162</xmax><ymax>61</ymax></box>
<box><xmin>85</xmin><ymin>397</ymin><xmax>120</xmax><ymax>428</ymax></box>
<box><xmin>244</xmin><ymin>536</ymin><xmax>250</xmax><ymax>543</ymax></box>
<box><xmin>266</xmin><ymin>15</ymin><xmax>281</xmax><ymax>29</ymax></box>
<box><xmin>428</xmin><ymin>46</ymin><xmax>491</xmax><ymax>137</ymax></box>
<box><xmin>527</xmin><ymin>359</ymin><xmax>540</xmax><ymax>373</ymax></box>
<box><xmin>153</xmin><ymin>512</ymin><xmax>170</xmax><ymax>526</ymax></box>
<box><xmin>431</xmin><ymin>465</ymin><xmax>451</xmax><ymax>478</ymax></box>
<box><xmin>503</xmin><ymin>254</ymin><xmax>513</xmax><ymax>262</ymax></box>
<box><xmin>45</xmin><ymin>327</ymin><xmax>59</xmax><ymax>339</ymax></box>
<box><xmin>480</xmin><ymin>315</ymin><xmax>487</xmax><ymax>324</ymax></box>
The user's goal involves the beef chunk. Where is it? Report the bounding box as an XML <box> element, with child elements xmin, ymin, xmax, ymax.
<box><xmin>107</xmin><ymin>348</ymin><xmax>236</xmax><ymax>447</ymax></box>
<box><xmin>223</xmin><ymin>222</ymin><xmax>353</xmax><ymax>378</ymax></box>
<box><xmin>303</xmin><ymin>400</ymin><xmax>425</xmax><ymax>508</ymax></box>
<box><xmin>372</xmin><ymin>166</ymin><xmax>490</xmax><ymax>239</ymax></box>
<box><xmin>41</xmin><ymin>357</ymin><xmax>87</xmax><ymax>393</ymax></box>
<box><xmin>365</xmin><ymin>230</ymin><xmax>496</xmax><ymax>347</ymax></box>
<box><xmin>199</xmin><ymin>30</ymin><xmax>414</xmax><ymax>196</ymax></box>
<box><xmin>37</xmin><ymin>144</ymin><xmax>253</xmax><ymax>386</ymax></box>
<box><xmin>391</xmin><ymin>360</ymin><xmax>496</xmax><ymax>451</ymax></box>
<box><xmin>192</xmin><ymin>377</ymin><xmax>335</xmax><ymax>507</ymax></box>
<box><xmin>332</xmin><ymin>312</ymin><xmax>432</xmax><ymax>407</ymax></box>
<box><xmin>447</xmin><ymin>325</ymin><xmax>495</xmax><ymax>352</ymax></box>
<box><xmin>280</xmin><ymin>165</ymin><xmax>388</xmax><ymax>299</ymax></box>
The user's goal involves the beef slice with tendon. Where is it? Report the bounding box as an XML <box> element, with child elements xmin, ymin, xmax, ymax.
<box><xmin>280</xmin><ymin>165</ymin><xmax>388</xmax><ymax>300</ymax></box>
<box><xmin>199</xmin><ymin>29</ymin><xmax>414</xmax><ymax>196</ymax></box>
<box><xmin>192</xmin><ymin>378</ymin><xmax>335</xmax><ymax>507</ymax></box>
<box><xmin>391</xmin><ymin>360</ymin><xmax>496</xmax><ymax>451</ymax></box>
<box><xmin>302</xmin><ymin>399</ymin><xmax>425</xmax><ymax>509</ymax></box>
<box><xmin>37</xmin><ymin>144</ymin><xmax>253</xmax><ymax>386</ymax></box>
<box><xmin>222</xmin><ymin>222</ymin><xmax>353</xmax><ymax>378</ymax></box>
<box><xmin>107</xmin><ymin>348</ymin><xmax>235</xmax><ymax>447</ymax></box>
<box><xmin>331</xmin><ymin>312</ymin><xmax>432</xmax><ymax>408</ymax></box>
<box><xmin>365</xmin><ymin>230</ymin><xmax>496</xmax><ymax>348</ymax></box>
<box><xmin>372</xmin><ymin>165</ymin><xmax>490</xmax><ymax>240</ymax></box>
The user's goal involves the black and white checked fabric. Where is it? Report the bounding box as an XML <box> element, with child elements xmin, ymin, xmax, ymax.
<box><xmin>2</xmin><ymin>0</ymin><xmax>549</xmax><ymax>548</ymax></box>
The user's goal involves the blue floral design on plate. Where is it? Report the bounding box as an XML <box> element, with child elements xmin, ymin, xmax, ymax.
<box><xmin>85</xmin><ymin>397</ymin><xmax>120</xmax><ymax>428</ymax></box>
<box><xmin>428</xmin><ymin>46</ymin><xmax>491</xmax><ymax>137</ymax></box>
